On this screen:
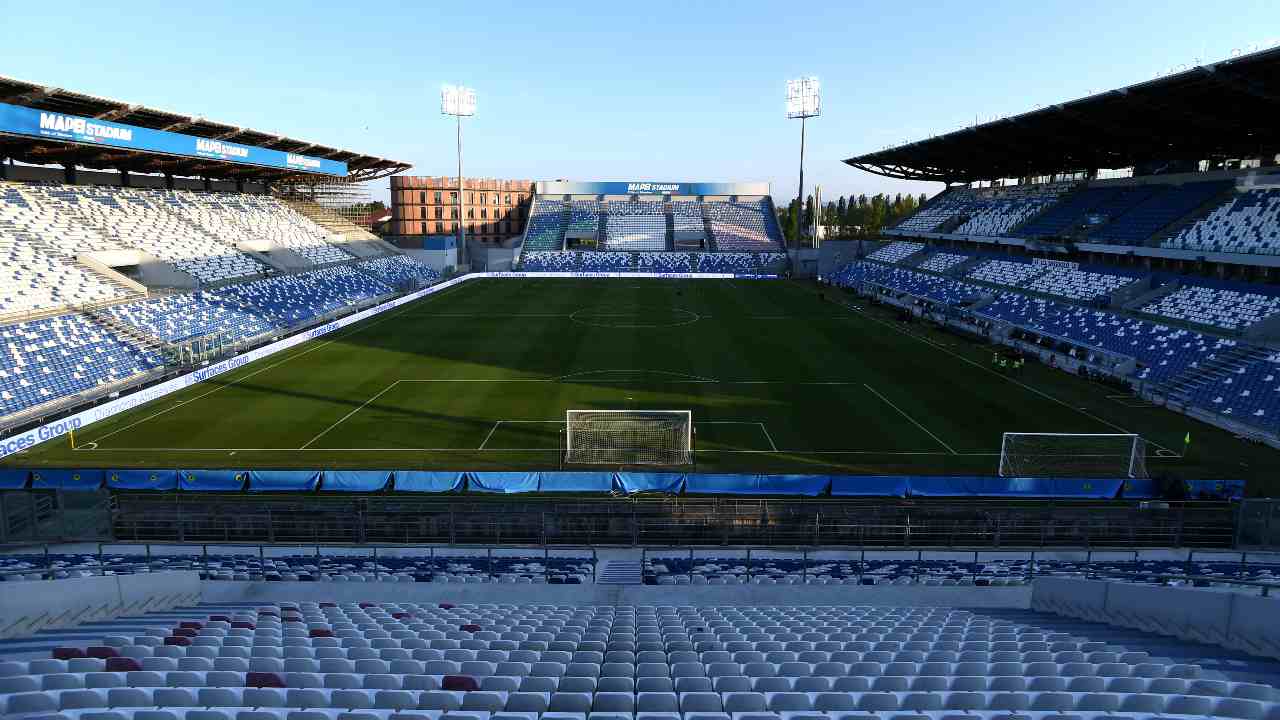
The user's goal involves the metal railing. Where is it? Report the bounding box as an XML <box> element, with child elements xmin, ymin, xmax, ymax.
<box><xmin>638</xmin><ymin>546</ymin><xmax>1280</xmax><ymax>588</ymax></box>
<box><xmin>104</xmin><ymin>494</ymin><xmax>1240</xmax><ymax>549</ymax></box>
<box><xmin>0</xmin><ymin>540</ymin><xmax>598</xmax><ymax>583</ymax></box>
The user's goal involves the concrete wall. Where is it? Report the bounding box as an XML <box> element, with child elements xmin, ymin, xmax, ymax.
<box><xmin>202</xmin><ymin>580</ymin><xmax>1031</xmax><ymax>609</ymax></box>
<box><xmin>0</xmin><ymin>571</ymin><xmax>201</xmax><ymax>639</ymax></box>
<box><xmin>403</xmin><ymin>248</ymin><xmax>456</xmax><ymax>272</ymax></box>
<box><xmin>1031</xmin><ymin>577</ymin><xmax>1280</xmax><ymax>660</ymax></box>
<box><xmin>817</xmin><ymin>240</ymin><xmax>868</xmax><ymax>277</ymax></box>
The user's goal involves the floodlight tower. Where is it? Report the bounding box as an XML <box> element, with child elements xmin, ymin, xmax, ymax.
<box><xmin>441</xmin><ymin>85</ymin><xmax>476</xmax><ymax>266</ymax></box>
<box><xmin>786</xmin><ymin>77</ymin><xmax>820</xmax><ymax>248</ymax></box>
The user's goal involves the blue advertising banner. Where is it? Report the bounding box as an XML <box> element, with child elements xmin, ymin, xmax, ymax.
<box><xmin>0</xmin><ymin>102</ymin><xmax>347</xmax><ymax>177</ymax></box>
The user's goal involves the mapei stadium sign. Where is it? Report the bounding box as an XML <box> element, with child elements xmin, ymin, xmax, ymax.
<box><xmin>0</xmin><ymin>102</ymin><xmax>347</xmax><ymax>177</ymax></box>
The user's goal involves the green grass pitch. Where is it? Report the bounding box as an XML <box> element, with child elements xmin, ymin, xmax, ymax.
<box><xmin>5</xmin><ymin>277</ymin><xmax>1276</xmax><ymax>490</ymax></box>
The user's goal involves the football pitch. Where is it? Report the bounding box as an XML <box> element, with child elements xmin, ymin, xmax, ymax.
<box><xmin>5</xmin><ymin>277</ymin><xmax>1277</xmax><ymax>487</ymax></box>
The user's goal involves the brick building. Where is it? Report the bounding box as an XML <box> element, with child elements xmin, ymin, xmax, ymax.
<box><xmin>389</xmin><ymin>176</ymin><xmax>533</xmax><ymax>245</ymax></box>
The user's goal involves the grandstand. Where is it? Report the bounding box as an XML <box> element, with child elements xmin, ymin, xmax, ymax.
<box><xmin>516</xmin><ymin>182</ymin><xmax>784</xmax><ymax>271</ymax></box>
<box><xmin>836</xmin><ymin>44</ymin><xmax>1280</xmax><ymax>452</ymax></box>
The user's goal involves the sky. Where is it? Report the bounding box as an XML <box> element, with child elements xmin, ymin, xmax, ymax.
<box><xmin>2</xmin><ymin>1</ymin><xmax>1278</xmax><ymax>204</ymax></box>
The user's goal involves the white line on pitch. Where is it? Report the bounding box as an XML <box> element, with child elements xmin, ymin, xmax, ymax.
<box><xmin>88</xmin><ymin>280</ymin><xmax>473</xmax><ymax>446</ymax></box>
<box><xmin>837</xmin><ymin>298</ymin><xmax>1182</xmax><ymax>458</ymax></box>
<box><xmin>863</xmin><ymin>383</ymin><xmax>957</xmax><ymax>455</ymax></box>
<box><xmin>477</xmin><ymin>421</ymin><xmax>502</xmax><ymax>450</ymax></box>
<box><xmin>300</xmin><ymin>381</ymin><xmax>401</xmax><ymax>449</ymax></box>
<box><xmin>758</xmin><ymin>423</ymin><xmax>779</xmax><ymax>452</ymax></box>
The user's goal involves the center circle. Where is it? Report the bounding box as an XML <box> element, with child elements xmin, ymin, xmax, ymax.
<box><xmin>570</xmin><ymin>306</ymin><xmax>700</xmax><ymax>329</ymax></box>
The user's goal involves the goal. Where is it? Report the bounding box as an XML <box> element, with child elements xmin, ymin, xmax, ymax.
<box><xmin>564</xmin><ymin>410</ymin><xmax>693</xmax><ymax>465</ymax></box>
<box><xmin>998</xmin><ymin>432</ymin><xmax>1148</xmax><ymax>478</ymax></box>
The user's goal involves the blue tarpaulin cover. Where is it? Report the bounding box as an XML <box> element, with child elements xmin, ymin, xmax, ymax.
<box><xmin>685</xmin><ymin>474</ymin><xmax>831</xmax><ymax>496</ymax></box>
<box><xmin>393</xmin><ymin>471</ymin><xmax>464</xmax><ymax>493</ymax></box>
<box><xmin>830</xmin><ymin>475</ymin><xmax>910</xmax><ymax>497</ymax></box>
<box><xmin>537</xmin><ymin>472</ymin><xmax>615</xmax><ymax>493</ymax></box>
<box><xmin>1185</xmin><ymin>479</ymin><xmax>1245</xmax><ymax>500</ymax></box>
<box><xmin>179</xmin><ymin>470</ymin><xmax>248</xmax><ymax>492</ymax></box>
<box><xmin>615</xmin><ymin>473</ymin><xmax>685</xmax><ymax>494</ymax></box>
<box><xmin>468</xmin><ymin>472</ymin><xmax>541</xmax><ymax>494</ymax></box>
<box><xmin>0</xmin><ymin>469</ymin><xmax>28</xmax><ymax>489</ymax></box>
<box><xmin>30</xmin><ymin>469</ymin><xmax>104</xmax><ymax>490</ymax></box>
<box><xmin>323</xmin><ymin>470</ymin><xmax>391</xmax><ymax>492</ymax></box>
<box><xmin>249</xmin><ymin>470</ymin><xmax>322</xmax><ymax>492</ymax></box>
<box><xmin>1121</xmin><ymin>478</ymin><xmax>1158</xmax><ymax>499</ymax></box>
<box><xmin>106</xmin><ymin>469</ymin><xmax>179</xmax><ymax>491</ymax></box>
<box><xmin>907</xmin><ymin>476</ymin><xmax>1124</xmax><ymax>498</ymax></box>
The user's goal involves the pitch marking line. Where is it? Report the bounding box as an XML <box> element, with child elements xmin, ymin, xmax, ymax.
<box><xmin>862</xmin><ymin>383</ymin><xmax>957</xmax><ymax>456</ymax></box>
<box><xmin>301</xmin><ymin>381</ymin><xmax>401</xmax><ymax>450</ymax></box>
<box><xmin>836</xmin><ymin>297</ymin><xmax>1182</xmax><ymax>458</ymax></box>
<box><xmin>86</xmin><ymin>279</ymin><xmax>476</xmax><ymax>446</ymax></box>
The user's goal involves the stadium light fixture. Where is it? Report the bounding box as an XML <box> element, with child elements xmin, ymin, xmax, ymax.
<box><xmin>786</xmin><ymin>77</ymin><xmax>820</xmax><ymax>248</ymax></box>
<box><xmin>441</xmin><ymin>85</ymin><xmax>476</xmax><ymax>266</ymax></box>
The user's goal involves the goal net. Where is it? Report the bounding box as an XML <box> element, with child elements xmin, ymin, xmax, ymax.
<box><xmin>565</xmin><ymin>410</ymin><xmax>693</xmax><ymax>465</ymax></box>
<box><xmin>998</xmin><ymin>433</ymin><xmax>1147</xmax><ymax>478</ymax></box>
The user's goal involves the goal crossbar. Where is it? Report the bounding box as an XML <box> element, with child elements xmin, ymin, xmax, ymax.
<box><xmin>565</xmin><ymin>409</ymin><xmax>693</xmax><ymax>466</ymax></box>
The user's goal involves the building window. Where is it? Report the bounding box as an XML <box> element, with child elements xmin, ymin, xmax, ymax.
<box><xmin>434</xmin><ymin>191</ymin><xmax>442</xmax><ymax>203</ymax></box>
<box><xmin>450</xmin><ymin>191</ymin><xmax>457</xmax><ymax>203</ymax></box>
<box><xmin>468</xmin><ymin>192</ymin><xmax>474</xmax><ymax>204</ymax></box>
<box><xmin>419</xmin><ymin>192</ymin><xmax>426</xmax><ymax>205</ymax></box>
<box><xmin>436</xmin><ymin>222</ymin><xmax>443</xmax><ymax>233</ymax></box>
<box><xmin>451</xmin><ymin>208</ymin><xmax>458</xmax><ymax>219</ymax></box>
<box><xmin>505</xmin><ymin>193</ymin><xmax>511</xmax><ymax>205</ymax></box>
<box><xmin>468</xmin><ymin>208</ymin><xmax>475</xmax><ymax>219</ymax></box>
<box><xmin>481</xmin><ymin>208</ymin><xmax>488</xmax><ymax>219</ymax></box>
<box><xmin>435</xmin><ymin>206</ymin><xmax>443</xmax><ymax>220</ymax></box>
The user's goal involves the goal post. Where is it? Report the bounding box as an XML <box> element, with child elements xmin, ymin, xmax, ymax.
<box><xmin>998</xmin><ymin>432</ymin><xmax>1147</xmax><ymax>478</ymax></box>
<box><xmin>565</xmin><ymin>410</ymin><xmax>693</xmax><ymax>466</ymax></box>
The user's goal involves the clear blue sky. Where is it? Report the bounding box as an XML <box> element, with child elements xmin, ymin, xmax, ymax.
<box><xmin>2</xmin><ymin>1</ymin><xmax>1277</xmax><ymax>203</ymax></box>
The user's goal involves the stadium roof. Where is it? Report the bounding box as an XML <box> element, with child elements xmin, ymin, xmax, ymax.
<box><xmin>0</xmin><ymin>76</ymin><xmax>411</xmax><ymax>183</ymax></box>
<box><xmin>844</xmin><ymin>46</ymin><xmax>1280</xmax><ymax>183</ymax></box>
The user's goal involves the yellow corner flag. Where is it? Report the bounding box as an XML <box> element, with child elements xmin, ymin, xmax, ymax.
<box><xmin>1184</xmin><ymin>431</ymin><xmax>1191</xmax><ymax>446</ymax></box>
<box><xmin>69</xmin><ymin>428</ymin><xmax>75</xmax><ymax>449</ymax></box>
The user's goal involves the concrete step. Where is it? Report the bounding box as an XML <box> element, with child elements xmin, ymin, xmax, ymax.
<box><xmin>596</xmin><ymin>560</ymin><xmax>642</xmax><ymax>585</ymax></box>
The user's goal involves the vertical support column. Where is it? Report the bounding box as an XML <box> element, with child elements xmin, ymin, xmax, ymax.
<box><xmin>165</xmin><ymin>173</ymin><xmax>175</xmax><ymax>190</ymax></box>
<box><xmin>63</xmin><ymin>164</ymin><xmax>77</xmax><ymax>185</ymax></box>
<box><xmin>120</xmin><ymin>170</ymin><xmax>131</xmax><ymax>188</ymax></box>
<box><xmin>203</xmin><ymin>177</ymin><xmax>213</xmax><ymax>192</ymax></box>
<box><xmin>456</xmin><ymin>116</ymin><xmax>467</xmax><ymax>267</ymax></box>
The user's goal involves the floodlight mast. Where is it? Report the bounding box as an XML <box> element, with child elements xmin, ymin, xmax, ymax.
<box><xmin>786</xmin><ymin>78</ymin><xmax>821</xmax><ymax>248</ymax></box>
<box><xmin>441</xmin><ymin>85</ymin><xmax>476</xmax><ymax>267</ymax></box>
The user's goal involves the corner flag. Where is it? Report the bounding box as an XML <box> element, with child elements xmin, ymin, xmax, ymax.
<box><xmin>1184</xmin><ymin>432</ymin><xmax>1191</xmax><ymax>447</ymax></box>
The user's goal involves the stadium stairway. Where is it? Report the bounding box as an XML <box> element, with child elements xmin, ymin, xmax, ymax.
<box><xmin>700</xmin><ymin>206</ymin><xmax>718</xmax><ymax>252</ymax></box>
<box><xmin>83</xmin><ymin>305</ymin><xmax>166</xmax><ymax>354</ymax></box>
<box><xmin>1154</xmin><ymin>343</ymin><xmax>1272</xmax><ymax>405</ymax></box>
<box><xmin>595</xmin><ymin>561</ymin><xmax>642</xmax><ymax>585</ymax></box>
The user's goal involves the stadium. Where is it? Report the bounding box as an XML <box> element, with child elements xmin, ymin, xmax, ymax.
<box><xmin>1</xmin><ymin>17</ymin><xmax>1280</xmax><ymax>720</ymax></box>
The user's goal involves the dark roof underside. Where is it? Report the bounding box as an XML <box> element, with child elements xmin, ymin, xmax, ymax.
<box><xmin>844</xmin><ymin>47</ymin><xmax>1280</xmax><ymax>183</ymax></box>
<box><xmin>0</xmin><ymin>76</ymin><xmax>411</xmax><ymax>183</ymax></box>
